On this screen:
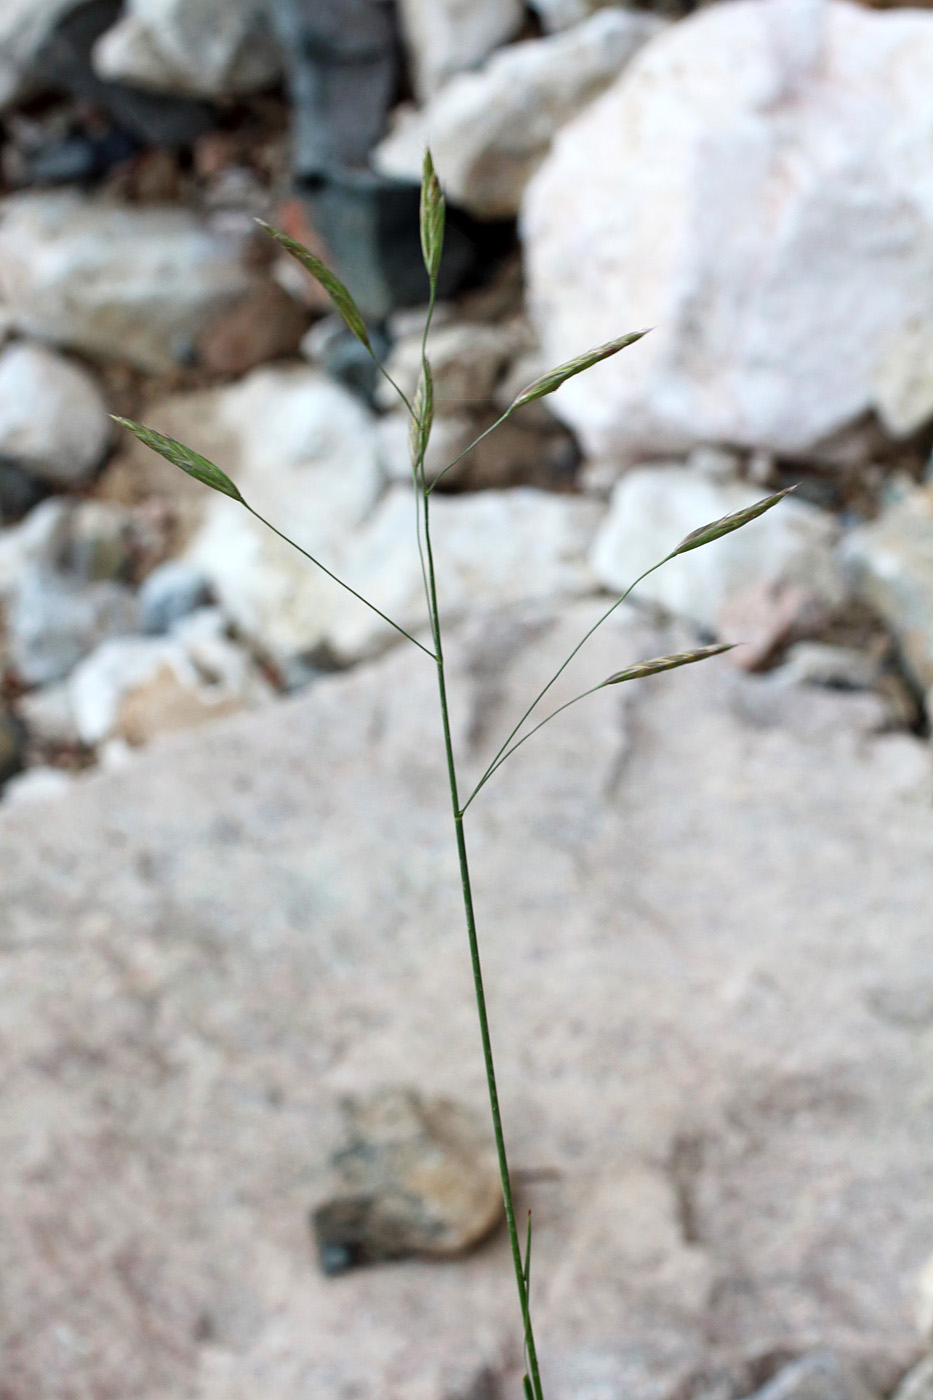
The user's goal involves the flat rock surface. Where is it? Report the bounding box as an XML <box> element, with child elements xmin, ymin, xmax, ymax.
<box><xmin>1</xmin><ymin>600</ymin><xmax>932</xmax><ymax>1400</ymax></box>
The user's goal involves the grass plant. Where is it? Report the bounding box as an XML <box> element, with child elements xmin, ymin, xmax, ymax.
<box><xmin>115</xmin><ymin>151</ymin><xmax>790</xmax><ymax>1400</ymax></box>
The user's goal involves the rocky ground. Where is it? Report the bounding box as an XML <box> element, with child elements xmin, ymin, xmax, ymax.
<box><xmin>1</xmin><ymin>1</ymin><xmax>933</xmax><ymax>1398</ymax></box>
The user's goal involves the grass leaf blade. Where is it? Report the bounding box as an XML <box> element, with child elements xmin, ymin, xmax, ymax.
<box><xmin>510</xmin><ymin>329</ymin><xmax>648</xmax><ymax>409</ymax></box>
<box><xmin>256</xmin><ymin>221</ymin><xmax>371</xmax><ymax>350</ymax></box>
<box><xmin>112</xmin><ymin>417</ymin><xmax>244</xmax><ymax>502</ymax></box>
<box><xmin>602</xmin><ymin>643</ymin><xmax>734</xmax><ymax>687</ymax></box>
<box><xmin>671</xmin><ymin>486</ymin><xmax>795</xmax><ymax>557</ymax></box>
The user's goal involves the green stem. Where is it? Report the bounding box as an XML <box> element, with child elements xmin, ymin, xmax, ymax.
<box><xmin>462</xmin><ymin>558</ymin><xmax>670</xmax><ymax>810</ymax></box>
<box><xmin>245</xmin><ymin>505</ymin><xmax>436</xmax><ymax>660</ymax></box>
<box><xmin>420</xmin><ymin>453</ymin><xmax>545</xmax><ymax>1400</ymax></box>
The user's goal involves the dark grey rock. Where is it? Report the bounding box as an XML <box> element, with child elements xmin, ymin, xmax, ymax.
<box><xmin>0</xmin><ymin>711</ymin><xmax>26</xmax><ymax>787</ymax></box>
<box><xmin>33</xmin><ymin>0</ymin><xmax>216</xmax><ymax>147</ymax></box>
<box><xmin>268</xmin><ymin>0</ymin><xmax>400</xmax><ymax>178</ymax></box>
<box><xmin>139</xmin><ymin>560</ymin><xmax>212</xmax><ymax>635</ymax></box>
<box><xmin>0</xmin><ymin>460</ymin><xmax>48</xmax><ymax>525</ymax></box>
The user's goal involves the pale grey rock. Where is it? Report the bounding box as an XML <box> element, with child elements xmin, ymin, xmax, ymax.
<box><xmin>375</xmin><ymin>9</ymin><xmax>663</xmax><ymax>218</ymax></box>
<box><xmin>376</xmin><ymin>320</ymin><xmax>523</xmax><ymax>413</ymax></box>
<box><xmin>313</xmin><ymin>1087</ymin><xmax>502</xmax><ymax>1273</ymax></box>
<box><xmin>377</xmin><ymin>410</ymin><xmax>477</xmax><ymax>485</ymax></box>
<box><xmin>917</xmin><ymin>1258</ymin><xmax>933</xmax><ymax>1341</ymax></box>
<box><xmin>743</xmin><ymin>1356</ymin><xmax>877</xmax><ymax>1400</ymax></box>
<box><xmin>0</xmin><ymin>341</ymin><xmax>110</xmax><ymax>487</ymax></box>
<box><xmin>397</xmin><ymin>0</ymin><xmax>524</xmax><ymax>100</ymax></box>
<box><xmin>529</xmin><ymin>0</ymin><xmax>630</xmax><ymax>32</ymax></box>
<box><xmin>179</xmin><ymin>365</ymin><xmax>383</xmax><ymax>666</ymax></box>
<box><xmin>590</xmin><ymin>467</ymin><xmax>846</xmax><ymax>632</ymax></box>
<box><xmin>0</xmin><ymin>600</ymin><xmax>931</xmax><ymax>1398</ymax></box>
<box><xmin>139</xmin><ymin>560</ymin><xmax>212</xmax><ymax>635</ymax></box>
<box><xmin>61</xmin><ymin>501</ymin><xmax>135</xmax><ymax>583</ymax></box>
<box><xmin>92</xmin><ymin>0</ymin><xmax>280</xmax><ymax>98</ymax></box>
<box><xmin>18</xmin><ymin>680</ymin><xmax>80</xmax><ymax>746</ymax></box>
<box><xmin>0</xmin><ymin>191</ymin><xmax>260</xmax><ymax>372</ymax></box>
<box><xmin>776</xmin><ymin>641</ymin><xmax>881</xmax><ymax>691</ymax></box>
<box><xmin>0</xmin><ymin>498</ymin><xmax>70</xmax><ymax>603</ymax></box>
<box><xmin>8</xmin><ymin>571</ymin><xmax>139</xmax><ymax>687</ymax></box>
<box><xmin>891</xmin><ymin>1356</ymin><xmax>933</xmax><ymax>1400</ymax></box>
<box><xmin>0</xmin><ymin>0</ymin><xmax>83</xmax><ymax>107</ymax></box>
<box><xmin>841</xmin><ymin>486</ymin><xmax>933</xmax><ymax>692</ymax></box>
<box><xmin>323</xmin><ymin>486</ymin><xmax>602</xmax><ymax>663</ymax></box>
<box><xmin>523</xmin><ymin>0</ymin><xmax>933</xmax><ymax>462</ymax></box>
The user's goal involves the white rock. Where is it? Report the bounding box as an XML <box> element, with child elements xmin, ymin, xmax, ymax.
<box><xmin>179</xmin><ymin>366</ymin><xmax>383</xmax><ymax>665</ymax></box>
<box><xmin>590</xmin><ymin>467</ymin><xmax>845</xmax><ymax>631</ymax></box>
<box><xmin>0</xmin><ymin>0</ymin><xmax>83</xmax><ymax>108</ymax></box>
<box><xmin>324</xmin><ymin>485</ymin><xmax>602</xmax><ymax>663</ymax></box>
<box><xmin>397</xmin><ymin>0</ymin><xmax>524</xmax><ymax>100</ymax></box>
<box><xmin>69</xmin><ymin>620</ymin><xmax>270</xmax><ymax>747</ymax></box>
<box><xmin>529</xmin><ymin>0</ymin><xmax>628</xmax><ymax>32</ymax></box>
<box><xmin>523</xmin><ymin>0</ymin><xmax>933</xmax><ymax>461</ymax></box>
<box><xmin>375</xmin><ymin>10</ymin><xmax>663</xmax><ymax>218</ymax></box>
<box><xmin>1</xmin><ymin>764</ymin><xmax>74</xmax><ymax>806</ymax></box>
<box><xmin>916</xmin><ymin>1254</ymin><xmax>933</xmax><ymax>1341</ymax></box>
<box><xmin>92</xmin><ymin>0</ymin><xmax>280</xmax><ymax>99</ymax></box>
<box><xmin>0</xmin><ymin>499</ymin><xmax>70</xmax><ymax>604</ymax></box>
<box><xmin>0</xmin><ymin>342</ymin><xmax>111</xmax><ymax>485</ymax></box>
<box><xmin>841</xmin><ymin>485</ymin><xmax>933</xmax><ymax>692</ymax></box>
<box><xmin>0</xmin><ymin>191</ymin><xmax>259</xmax><ymax>372</ymax></box>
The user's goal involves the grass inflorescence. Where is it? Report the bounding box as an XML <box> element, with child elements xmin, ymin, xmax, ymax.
<box><xmin>115</xmin><ymin>150</ymin><xmax>790</xmax><ymax>1400</ymax></box>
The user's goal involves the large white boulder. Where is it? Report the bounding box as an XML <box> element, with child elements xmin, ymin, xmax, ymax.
<box><xmin>92</xmin><ymin>0</ymin><xmax>280</xmax><ymax>98</ymax></box>
<box><xmin>0</xmin><ymin>191</ymin><xmax>261</xmax><ymax>372</ymax></box>
<box><xmin>397</xmin><ymin>0</ymin><xmax>524</xmax><ymax>100</ymax></box>
<box><xmin>523</xmin><ymin>0</ymin><xmax>933</xmax><ymax>462</ymax></box>
<box><xmin>375</xmin><ymin>9</ymin><xmax>664</xmax><ymax>218</ymax></box>
<box><xmin>0</xmin><ymin>599</ymin><xmax>930</xmax><ymax>1398</ymax></box>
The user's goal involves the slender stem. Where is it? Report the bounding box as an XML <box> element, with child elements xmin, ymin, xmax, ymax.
<box><xmin>463</xmin><ymin>558</ymin><xmax>670</xmax><ymax>810</ymax></box>
<box><xmin>426</xmin><ymin>407</ymin><xmax>515</xmax><ymax>494</ymax></box>
<box><xmin>371</xmin><ymin>354</ymin><xmax>413</xmax><ymax>417</ymax></box>
<box><xmin>244</xmin><ymin>505</ymin><xmax>436</xmax><ymax>660</ymax></box>
<box><xmin>410</xmin><ymin>284</ymin><xmax>439</xmax><ymax>619</ymax></box>
<box><xmin>461</xmin><ymin>685</ymin><xmax>606</xmax><ymax>812</ymax></box>
<box><xmin>424</xmin><ymin>520</ymin><xmax>545</xmax><ymax>1400</ymax></box>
